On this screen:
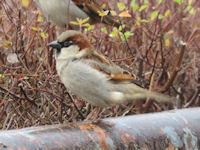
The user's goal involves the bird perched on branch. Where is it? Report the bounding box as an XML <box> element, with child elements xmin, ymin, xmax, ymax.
<box><xmin>35</xmin><ymin>0</ymin><xmax>121</xmax><ymax>29</ymax></box>
<box><xmin>48</xmin><ymin>30</ymin><xmax>173</xmax><ymax>107</ymax></box>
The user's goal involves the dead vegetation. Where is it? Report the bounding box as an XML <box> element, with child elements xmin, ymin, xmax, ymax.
<box><xmin>0</xmin><ymin>0</ymin><xmax>200</xmax><ymax>129</ymax></box>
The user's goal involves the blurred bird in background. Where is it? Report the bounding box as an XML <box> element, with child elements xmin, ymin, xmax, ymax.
<box><xmin>35</xmin><ymin>0</ymin><xmax>121</xmax><ymax>29</ymax></box>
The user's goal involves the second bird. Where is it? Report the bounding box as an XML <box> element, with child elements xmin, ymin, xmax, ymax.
<box><xmin>35</xmin><ymin>0</ymin><xmax>120</xmax><ymax>28</ymax></box>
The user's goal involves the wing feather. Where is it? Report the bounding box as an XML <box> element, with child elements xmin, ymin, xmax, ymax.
<box><xmin>85</xmin><ymin>50</ymin><xmax>137</xmax><ymax>83</ymax></box>
<box><xmin>72</xmin><ymin>0</ymin><xmax>120</xmax><ymax>26</ymax></box>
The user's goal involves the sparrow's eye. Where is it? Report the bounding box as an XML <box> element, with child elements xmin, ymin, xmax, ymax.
<box><xmin>62</xmin><ymin>40</ymin><xmax>72</xmax><ymax>48</ymax></box>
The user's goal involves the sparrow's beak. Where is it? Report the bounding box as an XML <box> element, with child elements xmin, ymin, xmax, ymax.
<box><xmin>48</xmin><ymin>41</ymin><xmax>61</xmax><ymax>50</ymax></box>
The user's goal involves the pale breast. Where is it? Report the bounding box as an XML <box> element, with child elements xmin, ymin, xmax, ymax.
<box><xmin>56</xmin><ymin>59</ymin><xmax>115</xmax><ymax>107</ymax></box>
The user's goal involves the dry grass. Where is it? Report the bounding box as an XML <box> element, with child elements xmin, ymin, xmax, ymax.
<box><xmin>0</xmin><ymin>0</ymin><xmax>200</xmax><ymax>129</ymax></box>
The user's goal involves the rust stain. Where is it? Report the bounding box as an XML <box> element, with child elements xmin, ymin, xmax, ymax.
<box><xmin>54</xmin><ymin>141</ymin><xmax>62</xmax><ymax>145</ymax></box>
<box><xmin>121</xmin><ymin>132</ymin><xmax>136</xmax><ymax>148</ymax></box>
<box><xmin>79</xmin><ymin>124</ymin><xmax>110</xmax><ymax>149</ymax></box>
<box><xmin>165</xmin><ymin>143</ymin><xmax>175</xmax><ymax>150</ymax></box>
<box><xmin>79</xmin><ymin>124</ymin><xmax>96</xmax><ymax>131</ymax></box>
<box><xmin>93</xmin><ymin>126</ymin><xmax>109</xmax><ymax>149</ymax></box>
<box><xmin>160</xmin><ymin>129</ymin><xmax>165</xmax><ymax>135</ymax></box>
<box><xmin>142</xmin><ymin>144</ymin><xmax>150</xmax><ymax>150</ymax></box>
<box><xmin>125</xmin><ymin>133</ymin><xmax>130</xmax><ymax>138</ymax></box>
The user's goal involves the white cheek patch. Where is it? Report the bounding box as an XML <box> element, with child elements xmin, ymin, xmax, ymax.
<box><xmin>58</xmin><ymin>45</ymin><xmax>80</xmax><ymax>59</ymax></box>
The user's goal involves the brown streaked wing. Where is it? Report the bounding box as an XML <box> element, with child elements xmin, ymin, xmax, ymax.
<box><xmin>72</xmin><ymin>0</ymin><xmax>102</xmax><ymax>13</ymax></box>
<box><xmin>87</xmin><ymin>50</ymin><xmax>137</xmax><ymax>83</ymax></box>
<box><xmin>88</xmin><ymin>50</ymin><xmax>110</xmax><ymax>64</ymax></box>
<box><xmin>72</xmin><ymin>0</ymin><xmax>120</xmax><ymax>27</ymax></box>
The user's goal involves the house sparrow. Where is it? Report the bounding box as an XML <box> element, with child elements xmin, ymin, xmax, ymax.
<box><xmin>35</xmin><ymin>0</ymin><xmax>120</xmax><ymax>28</ymax></box>
<box><xmin>48</xmin><ymin>30</ymin><xmax>172</xmax><ymax>107</ymax></box>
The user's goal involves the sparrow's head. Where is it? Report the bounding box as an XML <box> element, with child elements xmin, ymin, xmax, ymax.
<box><xmin>48</xmin><ymin>30</ymin><xmax>91</xmax><ymax>59</ymax></box>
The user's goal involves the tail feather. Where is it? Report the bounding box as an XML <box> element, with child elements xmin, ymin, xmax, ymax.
<box><xmin>123</xmin><ymin>84</ymin><xmax>174</xmax><ymax>104</ymax></box>
<box><xmin>143</xmin><ymin>89</ymin><xmax>173</xmax><ymax>103</ymax></box>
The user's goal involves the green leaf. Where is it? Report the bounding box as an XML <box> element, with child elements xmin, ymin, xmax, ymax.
<box><xmin>173</xmin><ymin>0</ymin><xmax>182</xmax><ymax>5</ymax></box>
<box><xmin>158</xmin><ymin>14</ymin><xmax>164</xmax><ymax>19</ymax></box>
<box><xmin>70</xmin><ymin>21</ymin><xmax>79</xmax><ymax>25</ymax></box>
<box><xmin>40</xmin><ymin>32</ymin><xmax>48</xmax><ymax>38</ymax></box>
<box><xmin>82</xmin><ymin>23</ymin><xmax>90</xmax><ymax>27</ymax></box>
<box><xmin>151</xmin><ymin>10</ymin><xmax>159</xmax><ymax>20</ymax></box>
<box><xmin>101</xmin><ymin>3</ymin><xmax>106</xmax><ymax>9</ymax></box>
<box><xmin>110</xmin><ymin>27</ymin><xmax>118</xmax><ymax>38</ymax></box>
<box><xmin>140</xmin><ymin>19</ymin><xmax>149</xmax><ymax>23</ymax></box>
<box><xmin>158</xmin><ymin>0</ymin><xmax>163</xmax><ymax>4</ymax></box>
<box><xmin>165</xmin><ymin>39</ymin><xmax>170</xmax><ymax>47</ymax></box>
<box><xmin>132</xmin><ymin>5</ymin><xmax>139</xmax><ymax>11</ymax></box>
<box><xmin>32</xmin><ymin>27</ymin><xmax>38</xmax><ymax>31</ymax></box>
<box><xmin>131</xmin><ymin>0</ymin><xmax>139</xmax><ymax>11</ymax></box>
<box><xmin>0</xmin><ymin>74</ymin><xmax>5</xmax><ymax>79</ymax></box>
<box><xmin>121</xmin><ymin>31</ymin><xmax>134</xmax><ymax>41</ymax></box>
<box><xmin>139</xmin><ymin>5</ymin><xmax>148</xmax><ymax>11</ymax></box>
<box><xmin>82</xmin><ymin>17</ymin><xmax>90</xmax><ymax>24</ymax></box>
<box><xmin>164</xmin><ymin>9</ymin><xmax>170</xmax><ymax>17</ymax></box>
<box><xmin>117</xmin><ymin>2</ymin><xmax>126</xmax><ymax>11</ymax></box>
<box><xmin>6</xmin><ymin>41</ymin><xmax>12</xmax><ymax>45</ymax></box>
<box><xmin>144</xmin><ymin>0</ymin><xmax>149</xmax><ymax>5</ymax></box>
<box><xmin>37</xmin><ymin>16</ymin><xmax>44</xmax><ymax>22</ymax></box>
<box><xmin>186</xmin><ymin>5</ymin><xmax>192</xmax><ymax>11</ymax></box>
<box><xmin>101</xmin><ymin>27</ymin><xmax>108</xmax><ymax>34</ymax></box>
<box><xmin>135</xmin><ymin>17</ymin><xmax>141</xmax><ymax>25</ymax></box>
<box><xmin>98</xmin><ymin>10</ymin><xmax>109</xmax><ymax>17</ymax></box>
<box><xmin>186</xmin><ymin>5</ymin><xmax>195</xmax><ymax>15</ymax></box>
<box><xmin>87</xmin><ymin>25</ymin><xmax>93</xmax><ymax>31</ymax></box>
<box><xmin>131</xmin><ymin>0</ymin><xmax>135</xmax><ymax>7</ymax></box>
<box><xmin>118</xmin><ymin>24</ymin><xmax>126</xmax><ymax>31</ymax></box>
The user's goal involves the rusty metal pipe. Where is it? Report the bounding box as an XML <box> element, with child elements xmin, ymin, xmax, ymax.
<box><xmin>0</xmin><ymin>108</ymin><xmax>200</xmax><ymax>149</ymax></box>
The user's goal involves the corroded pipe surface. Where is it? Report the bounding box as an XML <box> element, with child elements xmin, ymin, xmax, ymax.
<box><xmin>0</xmin><ymin>108</ymin><xmax>200</xmax><ymax>150</ymax></box>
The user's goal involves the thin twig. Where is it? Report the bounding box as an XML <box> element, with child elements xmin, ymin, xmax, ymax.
<box><xmin>66</xmin><ymin>92</ymin><xmax>85</xmax><ymax>120</ymax></box>
<box><xmin>160</xmin><ymin>41</ymin><xmax>186</xmax><ymax>92</ymax></box>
